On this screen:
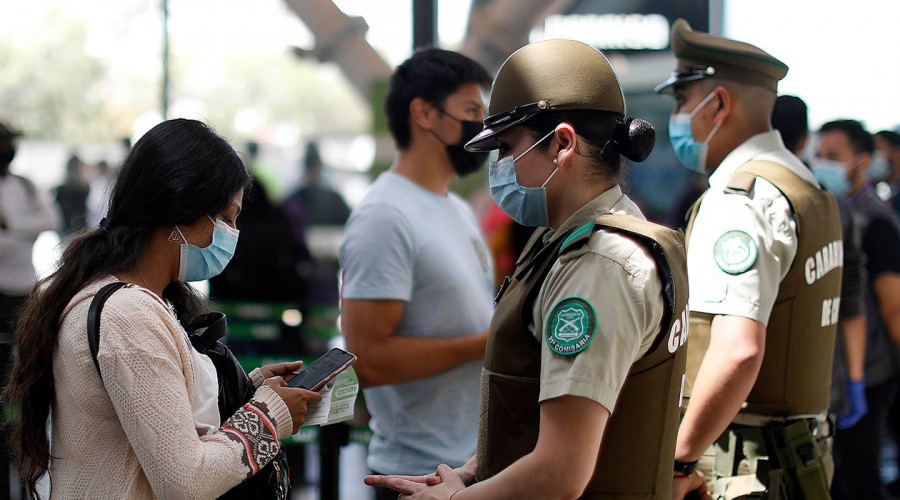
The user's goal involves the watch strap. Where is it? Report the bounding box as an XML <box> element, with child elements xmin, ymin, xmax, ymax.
<box><xmin>674</xmin><ymin>459</ymin><xmax>698</xmax><ymax>476</ymax></box>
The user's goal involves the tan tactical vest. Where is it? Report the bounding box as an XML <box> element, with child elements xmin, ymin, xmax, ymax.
<box><xmin>476</xmin><ymin>214</ymin><xmax>689</xmax><ymax>499</ymax></box>
<box><xmin>685</xmin><ymin>161</ymin><xmax>843</xmax><ymax>416</ymax></box>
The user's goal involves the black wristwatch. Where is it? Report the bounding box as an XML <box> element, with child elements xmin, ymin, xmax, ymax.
<box><xmin>674</xmin><ymin>459</ymin><xmax>698</xmax><ymax>476</ymax></box>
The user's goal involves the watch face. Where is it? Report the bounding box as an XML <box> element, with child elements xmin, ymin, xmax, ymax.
<box><xmin>674</xmin><ymin>459</ymin><xmax>698</xmax><ymax>475</ymax></box>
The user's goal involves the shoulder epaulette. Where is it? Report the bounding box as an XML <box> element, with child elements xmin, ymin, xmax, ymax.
<box><xmin>725</xmin><ymin>172</ymin><xmax>756</xmax><ymax>197</ymax></box>
<box><xmin>559</xmin><ymin>220</ymin><xmax>596</xmax><ymax>254</ymax></box>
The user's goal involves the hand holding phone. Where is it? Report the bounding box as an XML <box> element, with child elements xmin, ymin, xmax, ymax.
<box><xmin>287</xmin><ymin>348</ymin><xmax>357</xmax><ymax>391</ymax></box>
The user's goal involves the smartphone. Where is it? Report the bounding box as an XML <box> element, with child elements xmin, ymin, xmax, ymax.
<box><xmin>287</xmin><ymin>347</ymin><xmax>357</xmax><ymax>391</ymax></box>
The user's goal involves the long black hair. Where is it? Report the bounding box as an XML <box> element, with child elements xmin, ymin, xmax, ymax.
<box><xmin>4</xmin><ymin>118</ymin><xmax>251</xmax><ymax>496</ymax></box>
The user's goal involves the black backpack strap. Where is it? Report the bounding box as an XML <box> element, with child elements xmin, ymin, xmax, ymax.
<box><xmin>87</xmin><ymin>282</ymin><xmax>128</xmax><ymax>378</ymax></box>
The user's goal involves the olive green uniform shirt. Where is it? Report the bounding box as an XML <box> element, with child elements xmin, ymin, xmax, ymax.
<box><xmin>531</xmin><ymin>185</ymin><xmax>665</xmax><ymax>412</ymax></box>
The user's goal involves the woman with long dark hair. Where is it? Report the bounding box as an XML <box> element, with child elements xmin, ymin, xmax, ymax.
<box><xmin>5</xmin><ymin>118</ymin><xmax>321</xmax><ymax>499</ymax></box>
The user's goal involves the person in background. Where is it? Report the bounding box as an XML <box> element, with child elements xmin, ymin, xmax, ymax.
<box><xmin>55</xmin><ymin>152</ymin><xmax>90</xmax><ymax>239</ymax></box>
<box><xmin>282</xmin><ymin>142</ymin><xmax>350</xmax><ymax>309</ymax></box>
<box><xmin>209</xmin><ymin>176</ymin><xmax>305</xmax><ymax>304</ymax></box>
<box><xmin>772</xmin><ymin>95</ymin><xmax>869</xmax><ymax>433</ymax></box>
<box><xmin>244</xmin><ymin>141</ymin><xmax>283</xmax><ymax>202</ymax></box>
<box><xmin>338</xmin><ymin>47</ymin><xmax>495</xmax><ymax>500</ymax></box>
<box><xmin>669</xmin><ymin>171</ymin><xmax>709</xmax><ymax>232</ymax></box>
<box><xmin>0</xmin><ymin>120</ymin><xmax>61</xmax><ymax>499</ymax></box>
<box><xmin>813</xmin><ymin>119</ymin><xmax>900</xmax><ymax>500</ymax></box>
<box><xmin>86</xmin><ymin>159</ymin><xmax>115</xmax><ymax>229</ymax></box>
<box><xmin>656</xmin><ymin>20</ymin><xmax>843</xmax><ymax>499</ymax></box>
<box><xmin>872</xmin><ymin>130</ymin><xmax>900</xmax><ymax>209</ymax></box>
<box><xmin>478</xmin><ymin>202</ymin><xmax>533</xmax><ymax>289</ymax></box>
<box><xmin>4</xmin><ymin>119</ymin><xmax>321</xmax><ymax>499</ymax></box>
<box><xmin>367</xmin><ymin>39</ymin><xmax>688</xmax><ymax>500</ymax></box>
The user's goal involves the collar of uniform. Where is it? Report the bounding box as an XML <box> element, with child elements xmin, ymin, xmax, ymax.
<box><xmin>708</xmin><ymin>130</ymin><xmax>818</xmax><ymax>189</ymax></box>
<box><xmin>543</xmin><ymin>184</ymin><xmax>627</xmax><ymax>246</ymax></box>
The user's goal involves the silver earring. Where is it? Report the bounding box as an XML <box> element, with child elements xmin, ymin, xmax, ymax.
<box><xmin>168</xmin><ymin>229</ymin><xmax>180</xmax><ymax>242</ymax></box>
<box><xmin>552</xmin><ymin>158</ymin><xmax>558</xmax><ymax>164</ymax></box>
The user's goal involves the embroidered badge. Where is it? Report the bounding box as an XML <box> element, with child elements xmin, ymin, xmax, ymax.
<box><xmin>713</xmin><ymin>230</ymin><xmax>758</xmax><ymax>275</ymax></box>
<box><xmin>546</xmin><ymin>297</ymin><xmax>596</xmax><ymax>356</ymax></box>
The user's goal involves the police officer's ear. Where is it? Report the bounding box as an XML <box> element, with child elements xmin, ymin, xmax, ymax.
<box><xmin>710</xmin><ymin>86</ymin><xmax>732</xmax><ymax>122</ymax></box>
<box><xmin>554</xmin><ymin>123</ymin><xmax>579</xmax><ymax>168</ymax></box>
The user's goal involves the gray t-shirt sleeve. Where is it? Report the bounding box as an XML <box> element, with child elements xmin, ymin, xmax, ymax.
<box><xmin>339</xmin><ymin>204</ymin><xmax>415</xmax><ymax>301</ymax></box>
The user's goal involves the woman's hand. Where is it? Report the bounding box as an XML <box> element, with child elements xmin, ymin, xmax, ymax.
<box><xmin>264</xmin><ymin>377</ymin><xmax>323</xmax><ymax>434</ymax></box>
<box><xmin>259</xmin><ymin>360</ymin><xmax>305</xmax><ymax>382</ymax></box>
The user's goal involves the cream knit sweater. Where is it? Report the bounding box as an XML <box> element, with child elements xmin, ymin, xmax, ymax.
<box><xmin>50</xmin><ymin>276</ymin><xmax>293</xmax><ymax>499</ymax></box>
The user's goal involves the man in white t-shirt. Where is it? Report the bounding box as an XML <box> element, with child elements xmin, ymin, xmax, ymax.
<box><xmin>338</xmin><ymin>48</ymin><xmax>494</xmax><ymax>500</ymax></box>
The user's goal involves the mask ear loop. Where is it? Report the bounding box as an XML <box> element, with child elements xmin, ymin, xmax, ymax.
<box><xmin>540</xmin><ymin>165</ymin><xmax>560</xmax><ymax>188</ymax></box>
<box><xmin>514</xmin><ymin>129</ymin><xmax>556</xmax><ymax>162</ymax></box>
<box><xmin>690</xmin><ymin>91</ymin><xmax>723</xmax><ymax>145</ymax></box>
<box><xmin>689</xmin><ymin>90</ymin><xmax>719</xmax><ymax>119</ymax></box>
<box><xmin>703</xmin><ymin>119</ymin><xmax>724</xmax><ymax>145</ymax></box>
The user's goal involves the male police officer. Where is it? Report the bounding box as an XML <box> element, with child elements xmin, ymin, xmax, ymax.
<box><xmin>656</xmin><ymin>20</ymin><xmax>843</xmax><ymax>499</ymax></box>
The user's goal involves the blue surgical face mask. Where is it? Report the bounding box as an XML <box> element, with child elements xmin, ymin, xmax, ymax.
<box><xmin>176</xmin><ymin>216</ymin><xmax>240</xmax><ymax>282</ymax></box>
<box><xmin>488</xmin><ymin>129</ymin><xmax>558</xmax><ymax>227</ymax></box>
<box><xmin>668</xmin><ymin>91</ymin><xmax>723</xmax><ymax>174</ymax></box>
<box><xmin>811</xmin><ymin>158</ymin><xmax>851</xmax><ymax>197</ymax></box>
<box><xmin>868</xmin><ymin>151</ymin><xmax>891</xmax><ymax>183</ymax></box>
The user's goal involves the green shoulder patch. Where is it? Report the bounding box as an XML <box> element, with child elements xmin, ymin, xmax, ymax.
<box><xmin>546</xmin><ymin>297</ymin><xmax>597</xmax><ymax>356</ymax></box>
<box><xmin>713</xmin><ymin>230</ymin><xmax>758</xmax><ymax>275</ymax></box>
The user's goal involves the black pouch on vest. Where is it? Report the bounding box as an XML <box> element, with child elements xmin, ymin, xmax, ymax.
<box><xmin>88</xmin><ymin>283</ymin><xmax>291</xmax><ymax>500</ymax></box>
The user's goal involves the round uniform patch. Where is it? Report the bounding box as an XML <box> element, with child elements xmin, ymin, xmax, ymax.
<box><xmin>546</xmin><ymin>297</ymin><xmax>597</xmax><ymax>356</ymax></box>
<box><xmin>713</xmin><ymin>230</ymin><xmax>758</xmax><ymax>275</ymax></box>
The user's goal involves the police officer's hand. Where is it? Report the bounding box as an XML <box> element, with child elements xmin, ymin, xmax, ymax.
<box><xmin>365</xmin><ymin>464</ymin><xmax>465</xmax><ymax>499</ymax></box>
<box><xmin>672</xmin><ymin>470</ymin><xmax>711</xmax><ymax>500</ymax></box>
<box><xmin>836</xmin><ymin>378</ymin><xmax>868</xmax><ymax>430</ymax></box>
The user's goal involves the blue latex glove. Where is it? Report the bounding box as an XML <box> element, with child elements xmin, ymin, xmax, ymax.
<box><xmin>836</xmin><ymin>379</ymin><xmax>868</xmax><ymax>430</ymax></box>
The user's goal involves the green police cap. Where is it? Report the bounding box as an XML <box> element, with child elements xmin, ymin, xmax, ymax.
<box><xmin>465</xmin><ymin>39</ymin><xmax>625</xmax><ymax>153</ymax></box>
<box><xmin>654</xmin><ymin>19</ymin><xmax>788</xmax><ymax>94</ymax></box>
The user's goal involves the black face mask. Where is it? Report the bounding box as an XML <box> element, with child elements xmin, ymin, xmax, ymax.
<box><xmin>433</xmin><ymin>109</ymin><xmax>489</xmax><ymax>177</ymax></box>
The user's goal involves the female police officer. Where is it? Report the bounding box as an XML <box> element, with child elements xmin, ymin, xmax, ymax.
<box><xmin>365</xmin><ymin>39</ymin><xmax>691</xmax><ymax>499</ymax></box>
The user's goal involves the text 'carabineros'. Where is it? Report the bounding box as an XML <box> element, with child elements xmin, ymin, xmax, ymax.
<box><xmin>804</xmin><ymin>239</ymin><xmax>843</xmax><ymax>285</ymax></box>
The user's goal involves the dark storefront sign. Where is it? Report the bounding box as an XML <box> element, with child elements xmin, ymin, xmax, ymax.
<box><xmin>532</xmin><ymin>0</ymin><xmax>708</xmax><ymax>52</ymax></box>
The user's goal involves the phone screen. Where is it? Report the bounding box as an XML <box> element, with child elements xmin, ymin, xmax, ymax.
<box><xmin>287</xmin><ymin>348</ymin><xmax>357</xmax><ymax>390</ymax></box>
